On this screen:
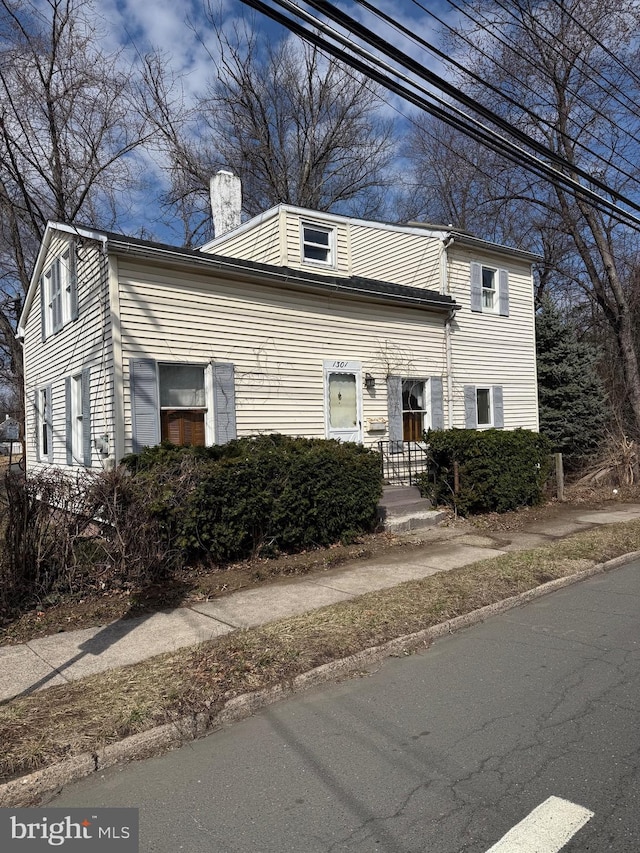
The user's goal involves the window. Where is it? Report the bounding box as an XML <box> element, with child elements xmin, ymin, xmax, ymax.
<box><xmin>302</xmin><ymin>223</ymin><xmax>334</xmax><ymax>265</ymax></box>
<box><xmin>39</xmin><ymin>388</ymin><xmax>50</xmax><ymax>458</ymax></box>
<box><xmin>464</xmin><ymin>384</ymin><xmax>504</xmax><ymax>429</ymax></box>
<box><xmin>70</xmin><ymin>374</ymin><xmax>83</xmax><ymax>463</ymax></box>
<box><xmin>402</xmin><ymin>379</ymin><xmax>428</xmax><ymax>440</ymax></box>
<box><xmin>470</xmin><ymin>262</ymin><xmax>509</xmax><ymax>316</ymax></box>
<box><xmin>159</xmin><ymin>364</ymin><xmax>206</xmax><ymax>446</ymax></box>
<box><xmin>482</xmin><ymin>267</ymin><xmax>496</xmax><ymax>311</ymax></box>
<box><xmin>41</xmin><ymin>244</ymin><xmax>77</xmax><ymax>338</ymax></box>
<box><xmin>476</xmin><ymin>387</ymin><xmax>492</xmax><ymax>427</ymax></box>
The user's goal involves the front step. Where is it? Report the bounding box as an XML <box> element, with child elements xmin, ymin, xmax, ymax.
<box><xmin>377</xmin><ymin>486</ymin><xmax>447</xmax><ymax>532</ymax></box>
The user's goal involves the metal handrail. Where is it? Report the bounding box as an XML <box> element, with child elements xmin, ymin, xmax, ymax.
<box><xmin>377</xmin><ymin>440</ymin><xmax>430</xmax><ymax>485</ymax></box>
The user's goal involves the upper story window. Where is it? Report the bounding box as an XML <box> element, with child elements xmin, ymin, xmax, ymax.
<box><xmin>301</xmin><ymin>223</ymin><xmax>334</xmax><ymax>266</ymax></box>
<box><xmin>41</xmin><ymin>243</ymin><xmax>78</xmax><ymax>339</ymax></box>
<box><xmin>470</xmin><ymin>262</ymin><xmax>509</xmax><ymax>316</ymax></box>
<box><xmin>482</xmin><ymin>267</ymin><xmax>496</xmax><ymax>311</ymax></box>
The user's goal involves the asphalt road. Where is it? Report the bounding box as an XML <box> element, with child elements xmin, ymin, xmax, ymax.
<box><xmin>50</xmin><ymin>560</ymin><xmax>640</xmax><ymax>852</ymax></box>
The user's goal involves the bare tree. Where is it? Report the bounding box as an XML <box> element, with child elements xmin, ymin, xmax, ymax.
<box><xmin>407</xmin><ymin>0</ymin><xmax>640</xmax><ymax>435</ymax></box>
<box><xmin>144</xmin><ymin>17</ymin><xmax>396</xmax><ymax>244</ymax></box>
<box><xmin>0</xmin><ymin>0</ymin><xmax>152</xmax><ymax>409</ymax></box>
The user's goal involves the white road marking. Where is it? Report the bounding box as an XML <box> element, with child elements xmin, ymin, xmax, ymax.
<box><xmin>485</xmin><ymin>795</ymin><xmax>594</xmax><ymax>853</ymax></box>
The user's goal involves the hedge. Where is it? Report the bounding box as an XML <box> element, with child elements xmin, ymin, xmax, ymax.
<box><xmin>122</xmin><ymin>435</ymin><xmax>383</xmax><ymax>562</ymax></box>
<box><xmin>416</xmin><ymin>429</ymin><xmax>551</xmax><ymax>516</ymax></box>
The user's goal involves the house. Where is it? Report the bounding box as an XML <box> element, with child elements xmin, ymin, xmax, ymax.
<box><xmin>18</xmin><ymin>172</ymin><xmax>540</xmax><ymax>481</ymax></box>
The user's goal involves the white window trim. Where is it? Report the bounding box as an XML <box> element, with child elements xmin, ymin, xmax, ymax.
<box><xmin>476</xmin><ymin>386</ymin><xmax>493</xmax><ymax>428</ymax></box>
<box><xmin>38</xmin><ymin>387</ymin><xmax>50</xmax><ymax>459</ymax></box>
<box><xmin>401</xmin><ymin>378</ymin><xmax>431</xmax><ymax>439</ymax></box>
<box><xmin>71</xmin><ymin>373</ymin><xmax>83</xmax><ymax>464</ymax></box>
<box><xmin>43</xmin><ymin>247</ymin><xmax>74</xmax><ymax>337</ymax></box>
<box><xmin>301</xmin><ymin>221</ymin><xmax>336</xmax><ymax>267</ymax></box>
<box><xmin>481</xmin><ymin>266</ymin><xmax>498</xmax><ymax>314</ymax></box>
<box><xmin>158</xmin><ymin>362</ymin><xmax>208</xmax><ymax>446</ymax></box>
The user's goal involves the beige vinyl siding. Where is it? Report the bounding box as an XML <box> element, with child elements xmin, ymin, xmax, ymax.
<box><xmin>202</xmin><ymin>211</ymin><xmax>282</xmax><ymax>266</ymax></box>
<box><xmin>117</xmin><ymin>258</ymin><xmax>447</xmax><ymax>452</ymax></box>
<box><xmin>446</xmin><ymin>245</ymin><xmax>538</xmax><ymax>430</ymax></box>
<box><xmin>349</xmin><ymin>224</ymin><xmax>443</xmax><ymax>289</ymax></box>
<box><xmin>23</xmin><ymin>235</ymin><xmax>115</xmax><ymax>471</ymax></box>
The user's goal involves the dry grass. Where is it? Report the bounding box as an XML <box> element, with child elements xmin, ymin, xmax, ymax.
<box><xmin>2</xmin><ymin>518</ymin><xmax>639</xmax><ymax>784</ymax></box>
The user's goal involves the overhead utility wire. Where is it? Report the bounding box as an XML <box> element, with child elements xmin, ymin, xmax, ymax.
<box><xmin>479</xmin><ymin>0</ymin><xmax>640</xmax><ymax>117</ymax></box>
<box><xmin>287</xmin><ymin>0</ymin><xmax>640</xmax><ymax>216</ymax></box>
<box><xmin>354</xmin><ymin>0</ymin><xmax>640</xmax><ymax>196</ymax></box>
<box><xmin>436</xmin><ymin>0</ymin><xmax>640</xmax><ymax>161</ymax></box>
<box><xmin>546</xmin><ymin>0</ymin><xmax>640</xmax><ymax>91</ymax></box>
<box><xmin>411</xmin><ymin>0</ymin><xmax>640</xmax><ymax>178</ymax></box>
<box><xmin>238</xmin><ymin>0</ymin><xmax>640</xmax><ymax>231</ymax></box>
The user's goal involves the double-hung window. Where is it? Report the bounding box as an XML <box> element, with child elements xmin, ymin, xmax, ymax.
<box><xmin>159</xmin><ymin>364</ymin><xmax>207</xmax><ymax>446</ymax></box>
<box><xmin>41</xmin><ymin>244</ymin><xmax>77</xmax><ymax>338</ymax></box>
<box><xmin>482</xmin><ymin>267</ymin><xmax>496</xmax><ymax>311</ymax></box>
<box><xmin>39</xmin><ymin>387</ymin><xmax>51</xmax><ymax>459</ymax></box>
<box><xmin>476</xmin><ymin>387</ymin><xmax>492</xmax><ymax>427</ymax></box>
<box><xmin>464</xmin><ymin>385</ymin><xmax>504</xmax><ymax>429</ymax></box>
<box><xmin>470</xmin><ymin>262</ymin><xmax>509</xmax><ymax>316</ymax></box>
<box><xmin>70</xmin><ymin>374</ymin><xmax>84</xmax><ymax>463</ymax></box>
<box><xmin>301</xmin><ymin>223</ymin><xmax>334</xmax><ymax>265</ymax></box>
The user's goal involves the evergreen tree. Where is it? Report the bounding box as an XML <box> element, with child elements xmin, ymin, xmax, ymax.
<box><xmin>536</xmin><ymin>298</ymin><xmax>608</xmax><ymax>470</ymax></box>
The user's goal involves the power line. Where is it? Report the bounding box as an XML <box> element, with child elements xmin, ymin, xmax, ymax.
<box><xmin>354</xmin><ymin>0</ymin><xmax>640</xmax><ymax>198</ymax></box>
<box><xmin>430</xmin><ymin>0</ymin><xmax>640</xmax><ymax>182</ymax></box>
<box><xmin>238</xmin><ymin>0</ymin><xmax>640</xmax><ymax>231</ymax></box>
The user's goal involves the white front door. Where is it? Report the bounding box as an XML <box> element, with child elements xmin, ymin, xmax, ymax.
<box><xmin>324</xmin><ymin>360</ymin><xmax>363</xmax><ymax>443</ymax></box>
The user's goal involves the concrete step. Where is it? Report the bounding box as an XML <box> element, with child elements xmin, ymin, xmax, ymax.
<box><xmin>379</xmin><ymin>507</ymin><xmax>449</xmax><ymax>533</ymax></box>
<box><xmin>377</xmin><ymin>486</ymin><xmax>445</xmax><ymax>532</ymax></box>
<box><xmin>379</xmin><ymin>485</ymin><xmax>425</xmax><ymax>507</ymax></box>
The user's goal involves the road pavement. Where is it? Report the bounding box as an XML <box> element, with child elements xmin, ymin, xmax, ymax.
<box><xmin>48</xmin><ymin>559</ymin><xmax>640</xmax><ymax>852</ymax></box>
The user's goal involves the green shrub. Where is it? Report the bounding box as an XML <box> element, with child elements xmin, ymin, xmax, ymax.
<box><xmin>123</xmin><ymin>435</ymin><xmax>383</xmax><ymax>562</ymax></box>
<box><xmin>416</xmin><ymin>429</ymin><xmax>551</xmax><ymax>516</ymax></box>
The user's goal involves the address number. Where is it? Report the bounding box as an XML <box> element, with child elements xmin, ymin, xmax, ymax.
<box><xmin>332</xmin><ymin>361</ymin><xmax>349</xmax><ymax>368</ymax></box>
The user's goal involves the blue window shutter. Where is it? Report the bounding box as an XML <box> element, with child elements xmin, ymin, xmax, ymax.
<box><xmin>82</xmin><ymin>367</ymin><xmax>92</xmax><ymax>466</ymax></box>
<box><xmin>470</xmin><ymin>262</ymin><xmax>482</xmax><ymax>312</ymax></box>
<box><xmin>65</xmin><ymin>377</ymin><xmax>73</xmax><ymax>465</ymax></box>
<box><xmin>213</xmin><ymin>362</ymin><xmax>237</xmax><ymax>444</ymax></box>
<box><xmin>430</xmin><ymin>376</ymin><xmax>444</xmax><ymax>430</ymax></box>
<box><xmin>40</xmin><ymin>276</ymin><xmax>46</xmax><ymax>341</ymax></box>
<box><xmin>498</xmin><ymin>269</ymin><xmax>509</xmax><ymax>317</ymax></box>
<box><xmin>69</xmin><ymin>243</ymin><xmax>79</xmax><ymax>321</ymax></box>
<box><xmin>464</xmin><ymin>385</ymin><xmax>477</xmax><ymax>429</ymax></box>
<box><xmin>386</xmin><ymin>375</ymin><xmax>403</xmax><ymax>451</ymax></box>
<box><xmin>493</xmin><ymin>385</ymin><xmax>504</xmax><ymax>428</ymax></box>
<box><xmin>130</xmin><ymin>358</ymin><xmax>159</xmax><ymax>453</ymax></box>
<box><xmin>46</xmin><ymin>383</ymin><xmax>54</xmax><ymax>463</ymax></box>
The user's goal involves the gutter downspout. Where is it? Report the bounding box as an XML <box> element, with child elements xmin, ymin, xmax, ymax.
<box><xmin>442</xmin><ymin>236</ymin><xmax>455</xmax><ymax>429</ymax></box>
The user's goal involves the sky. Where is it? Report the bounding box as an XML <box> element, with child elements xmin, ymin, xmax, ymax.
<box><xmin>85</xmin><ymin>1</ymin><xmax>462</xmax><ymax>239</ymax></box>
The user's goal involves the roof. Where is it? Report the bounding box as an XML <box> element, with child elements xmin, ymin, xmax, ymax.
<box><xmin>18</xmin><ymin>223</ymin><xmax>459</xmax><ymax>336</ymax></box>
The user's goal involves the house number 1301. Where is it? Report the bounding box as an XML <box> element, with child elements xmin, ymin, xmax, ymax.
<box><xmin>332</xmin><ymin>361</ymin><xmax>349</xmax><ymax>368</ymax></box>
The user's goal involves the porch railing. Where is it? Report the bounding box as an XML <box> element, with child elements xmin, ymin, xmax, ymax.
<box><xmin>377</xmin><ymin>440</ymin><xmax>430</xmax><ymax>485</ymax></box>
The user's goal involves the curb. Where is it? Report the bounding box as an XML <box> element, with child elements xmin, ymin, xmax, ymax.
<box><xmin>1</xmin><ymin>550</ymin><xmax>638</xmax><ymax>807</ymax></box>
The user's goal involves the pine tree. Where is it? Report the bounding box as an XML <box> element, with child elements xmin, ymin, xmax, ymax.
<box><xmin>536</xmin><ymin>298</ymin><xmax>608</xmax><ymax>470</ymax></box>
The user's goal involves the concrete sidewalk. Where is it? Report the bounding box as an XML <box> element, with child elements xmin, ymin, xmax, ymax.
<box><xmin>2</xmin><ymin>504</ymin><xmax>640</xmax><ymax>704</ymax></box>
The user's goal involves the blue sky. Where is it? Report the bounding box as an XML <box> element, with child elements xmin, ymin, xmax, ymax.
<box><xmin>87</xmin><ymin>1</ymin><xmax>461</xmax><ymax>240</ymax></box>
